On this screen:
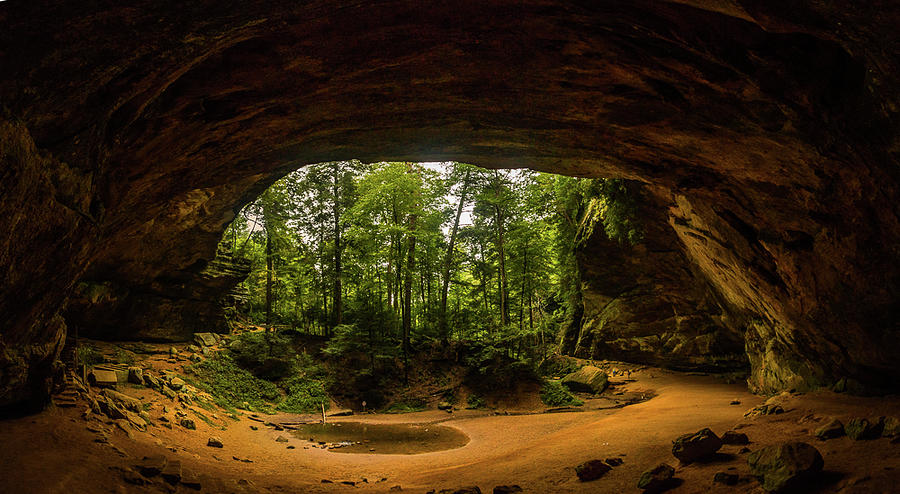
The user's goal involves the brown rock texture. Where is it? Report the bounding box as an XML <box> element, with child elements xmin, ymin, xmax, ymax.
<box><xmin>562</xmin><ymin>183</ymin><xmax>747</xmax><ymax>372</ymax></box>
<box><xmin>1</xmin><ymin>0</ymin><xmax>900</xmax><ymax>407</ymax></box>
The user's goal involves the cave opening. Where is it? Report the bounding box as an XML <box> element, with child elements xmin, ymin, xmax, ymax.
<box><xmin>3</xmin><ymin>0</ymin><xmax>900</xmax><ymax>491</ymax></box>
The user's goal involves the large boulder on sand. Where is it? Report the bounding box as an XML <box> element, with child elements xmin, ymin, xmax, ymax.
<box><xmin>748</xmin><ymin>442</ymin><xmax>823</xmax><ymax>492</ymax></box>
<box><xmin>575</xmin><ymin>459</ymin><xmax>611</xmax><ymax>481</ymax></box>
<box><xmin>637</xmin><ymin>463</ymin><xmax>675</xmax><ymax>491</ymax></box>
<box><xmin>561</xmin><ymin>366</ymin><xmax>609</xmax><ymax>394</ymax></box>
<box><xmin>672</xmin><ymin>428</ymin><xmax>722</xmax><ymax>463</ymax></box>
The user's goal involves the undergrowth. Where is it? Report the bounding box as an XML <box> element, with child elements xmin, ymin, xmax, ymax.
<box><xmin>540</xmin><ymin>380</ymin><xmax>583</xmax><ymax>407</ymax></box>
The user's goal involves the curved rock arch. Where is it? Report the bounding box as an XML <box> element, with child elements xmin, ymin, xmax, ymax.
<box><xmin>1</xmin><ymin>0</ymin><xmax>899</xmax><ymax>408</ymax></box>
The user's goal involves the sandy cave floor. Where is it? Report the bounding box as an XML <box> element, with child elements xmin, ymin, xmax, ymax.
<box><xmin>1</xmin><ymin>365</ymin><xmax>899</xmax><ymax>493</ymax></box>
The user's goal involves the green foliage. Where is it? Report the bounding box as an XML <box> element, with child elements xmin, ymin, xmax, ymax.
<box><xmin>466</xmin><ymin>394</ymin><xmax>486</xmax><ymax>409</ymax></box>
<box><xmin>277</xmin><ymin>376</ymin><xmax>330</xmax><ymax>413</ymax></box>
<box><xmin>76</xmin><ymin>345</ymin><xmax>105</xmax><ymax>366</ymax></box>
<box><xmin>538</xmin><ymin>355</ymin><xmax>581</xmax><ymax>377</ymax></box>
<box><xmin>383</xmin><ymin>399</ymin><xmax>426</xmax><ymax>413</ymax></box>
<box><xmin>463</xmin><ymin>342</ymin><xmax>538</xmax><ymax>391</ymax></box>
<box><xmin>187</xmin><ymin>353</ymin><xmax>280</xmax><ymax>411</ymax></box>
<box><xmin>113</xmin><ymin>348</ymin><xmax>135</xmax><ymax>366</ymax></box>
<box><xmin>540</xmin><ymin>380</ymin><xmax>583</xmax><ymax>407</ymax></box>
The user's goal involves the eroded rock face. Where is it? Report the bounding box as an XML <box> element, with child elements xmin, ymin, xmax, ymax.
<box><xmin>562</xmin><ymin>183</ymin><xmax>747</xmax><ymax>372</ymax></box>
<box><xmin>1</xmin><ymin>0</ymin><xmax>899</xmax><ymax>407</ymax></box>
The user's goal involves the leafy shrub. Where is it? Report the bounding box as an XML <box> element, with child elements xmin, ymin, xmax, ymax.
<box><xmin>463</xmin><ymin>342</ymin><xmax>537</xmax><ymax>391</ymax></box>
<box><xmin>229</xmin><ymin>331</ymin><xmax>297</xmax><ymax>380</ymax></box>
<box><xmin>383</xmin><ymin>399</ymin><xmax>426</xmax><ymax>413</ymax></box>
<box><xmin>538</xmin><ymin>355</ymin><xmax>580</xmax><ymax>378</ymax></box>
<box><xmin>466</xmin><ymin>394</ymin><xmax>486</xmax><ymax>409</ymax></box>
<box><xmin>77</xmin><ymin>345</ymin><xmax>105</xmax><ymax>366</ymax></box>
<box><xmin>277</xmin><ymin>376</ymin><xmax>330</xmax><ymax>413</ymax></box>
<box><xmin>540</xmin><ymin>380</ymin><xmax>583</xmax><ymax>407</ymax></box>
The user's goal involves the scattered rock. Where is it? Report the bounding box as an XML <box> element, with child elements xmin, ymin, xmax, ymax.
<box><xmin>436</xmin><ymin>488</ymin><xmax>481</xmax><ymax>494</ymax></box>
<box><xmin>169</xmin><ymin>347</ymin><xmax>178</xmax><ymax>356</ymax></box>
<box><xmin>493</xmin><ymin>486</ymin><xmax>522</xmax><ymax>494</ymax></box>
<box><xmin>341</xmin><ymin>480</ymin><xmax>356</xmax><ymax>486</ymax></box>
<box><xmin>137</xmin><ymin>455</ymin><xmax>168</xmax><ymax>477</ymax></box>
<box><xmin>672</xmin><ymin>428</ymin><xmax>722</xmax><ymax>463</ymax></box>
<box><xmin>739</xmin><ymin>447</ymin><xmax>751</xmax><ymax>454</ymax></box>
<box><xmin>713</xmin><ymin>472</ymin><xmax>739</xmax><ymax>486</ymax></box>
<box><xmin>730</xmin><ymin>400</ymin><xmax>741</xmax><ymax>405</ymax></box>
<box><xmin>142</xmin><ymin>374</ymin><xmax>160</xmax><ymax>389</ymax></box>
<box><xmin>605</xmin><ymin>457</ymin><xmax>624</xmax><ymax>466</ymax></box>
<box><xmin>721</xmin><ymin>431</ymin><xmax>750</xmax><ymax>445</ymax></box>
<box><xmin>845</xmin><ymin>417</ymin><xmax>882</xmax><ymax>440</ymax></box>
<box><xmin>102</xmin><ymin>389</ymin><xmax>142</xmax><ymax>412</ymax></box>
<box><xmin>744</xmin><ymin>404</ymin><xmax>785</xmax><ymax>418</ymax></box>
<box><xmin>180</xmin><ymin>418</ymin><xmax>196</xmax><ymax>430</ymax></box>
<box><xmin>160</xmin><ymin>459</ymin><xmax>182</xmax><ymax>484</ymax></box>
<box><xmin>207</xmin><ymin>436</ymin><xmax>223</xmax><ymax>448</ymax></box>
<box><xmin>127</xmin><ymin>367</ymin><xmax>144</xmax><ymax>385</ymax></box>
<box><xmin>438</xmin><ymin>401</ymin><xmax>453</xmax><ymax>410</ymax></box>
<box><xmin>561</xmin><ymin>366</ymin><xmax>609</xmax><ymax>394</ymax></box>
<box><xmin>882</xmin><ymin>416</ymin><xmax>900</xmax><ymax>437</ymax></box>
<box><xmin>275</xmin><ymin>435</ymin><xmax>289</xmax><ymax>443</ymax></box>
<box><xmin>575</xmin><ymin>459</ymin><xmax>611</xmax><ymax>481</ymax></box>
<box><xmin>193</xmin><ymin>332</ymin><xmax>219</xmax><ymax>347</ymax></box>
<box><xmin>249</xmin><ymin>425</ymin><xmax>258</xmax><ymax>431</ymax></box>
<box><xmin>637</xmin><ymin>463</ymin><xmax>675</xmax><ymax>491</ymax></box>
<box><xmin>287</xmin><ymin>445</ymin><xmax>295</xmax><ymax>449</ymax></box>
<box><xmin>90</xmin><ymin>369</ymin><xmax>118</xmax><ymax>387</ymax></box>
<box><xmin>814</xmin><ymin>419</ymin><xmax>845</xmax><ymax>440</ymax></box>
<box><xmin>748</xmin><ymin>441</ymin><xmax>824</xmax><ymax>493</ymax></box>
<box><xmin>168</xmin><ymin>377</ymin><xmax>185</xmax><ymax>391</ymax></box>
<box><xmin>390</xmin><ymin>486</ymin><xmax>402</xmax><ymax>492</ymax></box>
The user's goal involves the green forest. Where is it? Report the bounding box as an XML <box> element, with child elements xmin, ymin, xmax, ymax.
<box><xmin>213</xmin><ymin>161</ymin><xmax>640</xmax><ymax>410</ymax></box>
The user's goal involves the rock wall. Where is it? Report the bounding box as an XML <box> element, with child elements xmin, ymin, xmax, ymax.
<box><xmin>563</xmin><ymin>184</ymin><xmax>747</xmax><ymax>372</ymax></box>
<box><xmin>64</xmin><ymin>253</ymin><xmax>250</xmax><ymax>342</ymax></box>
<box><xmin>1</xmin><ymin>0</ymin><xmax>899</xmax><ymax>406</ymax></box>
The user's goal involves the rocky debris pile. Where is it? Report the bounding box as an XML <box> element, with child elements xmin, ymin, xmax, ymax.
<box><xmin>127</xmin><ymin>454</ymin><xmax>202</xmax><ymax>490</ymax></box>
<box><xmin>426</xmin><ymin>487</ymin><xmax>482</xmax><ymax>494</ymax></box>
<box><xmin>561</xmin><ymin>366</ymin><xmax>609</xmax><ymax>394</ymax></box>
<box><xmin>671</xmin><ymin>428</ymin><xmax>722</xmax><ymax>463</ymax></box>
<box><xmin>637</xmin><ymin>463</ymin><xmax>675</xmax><ymax>492</ymax></box>
<box><xmin>492</xmin><ymin>486</ymin><xmax>522</xmax><ymax>493</ymax></box>
<box><xmin>744</xmin><ymin>403</ymin><xmax>785</xmax><ymax>418</ymax></box>
<box><xmin>747</xmin><ymin>442</ymin><xmax>823</xmax><ymax>492</ymax></box>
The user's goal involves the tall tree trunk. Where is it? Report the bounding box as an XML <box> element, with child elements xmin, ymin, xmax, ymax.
<box><xmin>495</xmin><ymin>204</ymin><xmax>509</xmax><ymax>327</ymax></box>
<box><xmin>519</xmin><ymin>249</ymin><xmax>527</xmax><ymax>331</ymax></box>
<box><xmin>402</xmin><ymin>207</ymin><xmax>418</xmax><ymax>354</ymax></box>
<box><xmin>439</xmin><ymin>168</ymin><xmax>471</xmax><ymax>339</ymax></box>
<box><xmin>265</xmin><ymin>229</ymin><xmax>274</xmax><ymax>331</ymax></box>
<box><xmin>332</xmin><ymin>164</ymin><xmax>344</xmax><ymax>326</ymax></box>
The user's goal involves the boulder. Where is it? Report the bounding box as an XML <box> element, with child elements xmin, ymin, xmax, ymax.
<box><xmin>168</xmin><ymin>377</ymin><xmax>185</xmax><ymax>391</ymax></box>
<box><xmin>605</xmin><ymin>457</ymin><xmax>623</xmax><ymax>466</ymax></box>
<box><xmin>814</xmin><ymin>419</ymin><xmax>845</xmax><ymax>440</ymax></box>
<box><xmin>492</xmin><ymin>486</ymin><xmax>522</xmax><ymax>494</ymax></box>
<box><xmin>436</xmin><ymin>488</ymin><xmax>481</xmax><ymax>494</ymax></box>
<box><xmin>137</xmin><ymin>455</ymin><xmax>168</xmax><ymax>477</ymax></box>
<box><xmin>575</xmin><ymin>459</ymin><xmax>611</xmax><ymax>481</ymax></box>
<box><xmin>845</xmin><ymin>417</ymin><xmax>881</xmax><ymax>440</ymax></box>
<box><xmin>748</xmin><ymin>442</ymin><xmax>823</xmax><ymax>492</ymax></box>
<box><xmin>637</xmin><ymin>463</ymin><xmax>675</xmax><ymax>491</ymax></box>
<box><xmin>275</xmin><ymin>436</ymin><xmax>289</xmax><ymax>443</ymax></box>
<box><xmin>713</xmin><ymin>472</ymin><xmax>739</xmax><ymax>486</ymax></box>
<box><xmin>672</xmin><ymin>428</ymin><xmax>722</xmax><ymax>463</ymax></box>
<box><xmin>207</xmin><ymin>436</ymin><xmax>223</xmax><ymax>448</ymax></box>
<box><xmin>437</xmin><ymin>401</ymin><xmax>453</xmax><ymax>411</ymax></box>
<box><xmin>882</xmin><ymin>416</ymin><xmax>900</xmax><ymax>437</ymax></box>
<box><xmin>561</xmin><ymin>366</ymin><xmax>609</xmax><ymax>394</ymax></box>
<box><xmin>102</xmin><ymin>389</ymin><xmax>142</xmax><ymax>412</ymax></box>
<box><xmin>143</xmin><ymin>374</ymin><xmax>161</xmax><ymax>389</ymax></box>
<box><xmin>193</xmin><ymin>333</ymin><xmax>219</xmax><ymax>347</ymax></box>
<box><xmin>180</xmin><ymin>418</ymin><xmax>196</xmax><ymax>430</ymax></box>
<box><xmin>127</xmin><ymin>367</ymin><xmax>144</xmax><ymax>385</ymax></box>
<box><xmin>90</xmin><ymin>369</ymin><xmax>118</xmax><ymax>387</ymax></box>
<box><xmin>744</xmin><ymin>404</ymin><xmax>784</xmax><ymax>418</ymax></box>
<box><xmin>721</xmin><ymin>431</ymin><xmax>749</xmax><ymax>445</ymax></box>
<box><xmin>181</xmin><ymin>469</ymin><xmax>202</xmax><ymax>490</ymax></box>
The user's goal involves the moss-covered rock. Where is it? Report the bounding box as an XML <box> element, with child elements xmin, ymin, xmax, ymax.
<box><xmin>748</xmin><ymin>442</ymin><xmax>823</xmax><ymax>492</ymax></box>
<box><xmin>560</xmin><ymin>366</ymin><xmax>608</xmax><ymax>394</ymax></box>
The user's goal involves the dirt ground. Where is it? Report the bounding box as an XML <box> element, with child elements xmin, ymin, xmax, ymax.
<box><xmin>1</xmin><ymin>362</ymin><xmax>899</xmax><ymax>493</ymax></box>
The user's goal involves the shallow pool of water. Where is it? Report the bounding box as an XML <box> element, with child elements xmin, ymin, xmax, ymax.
<box><xmin>291</xmin><ymin>422</ymin><xmax>469</xmax><ymax>454</ymax></box>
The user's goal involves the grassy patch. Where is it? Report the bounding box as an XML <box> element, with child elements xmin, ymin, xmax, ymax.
<box><xmin>76</xmin><ymin>345</ymin><xmax>105</xmax><ymax>366</ymax></box>
<box><xmin>186</xmin><ymin>353</ymin><xmax>280</xmax><ymax>411</ymax></box>
<box><xmin>383</xmin><ymin>399</ymin><xmax>426</xmax><ymax>414</ymax></box>
<box><xmin>540</xmin><ymin>380</ymin><xmax>583</xmax><ymax>407</ymax></box>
